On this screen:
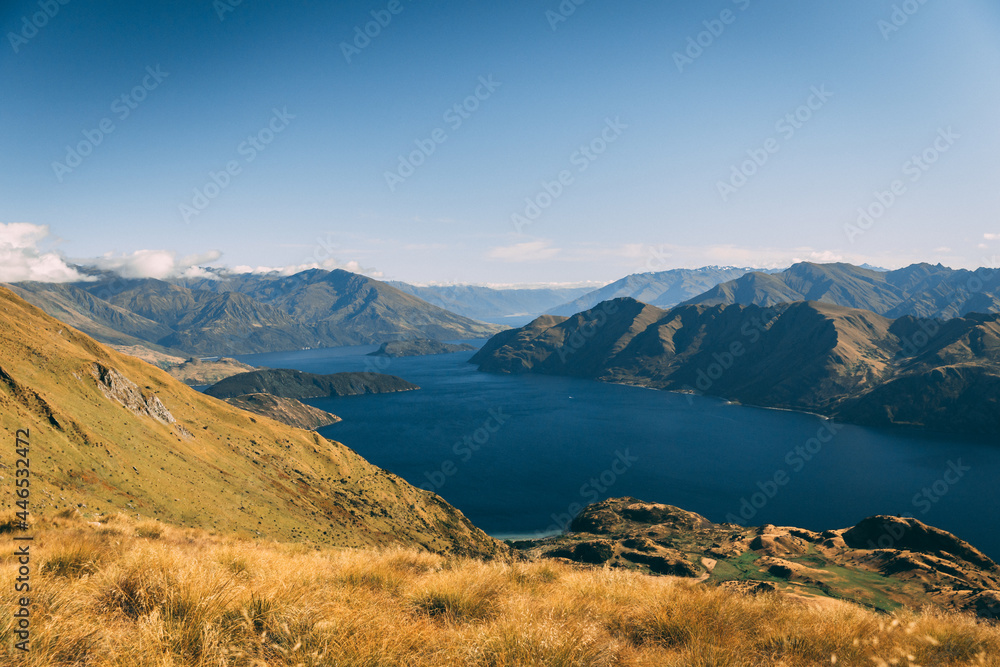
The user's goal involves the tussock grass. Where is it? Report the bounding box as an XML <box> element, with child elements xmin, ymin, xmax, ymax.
<box><xmin>2</xmin><ymin>515</ymin><xmax>999</xmax><ymax>666</ymax></box>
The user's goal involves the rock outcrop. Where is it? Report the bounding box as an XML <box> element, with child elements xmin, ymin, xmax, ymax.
<box><xmin>514</xmin><ymin>497</ymin><xmax>1000</xmax><ymax>618</ymax></box>
<box><xmin>91</xmin><ymin>363</ymin><xmax>176</xmax><ymax>425</ymax></box>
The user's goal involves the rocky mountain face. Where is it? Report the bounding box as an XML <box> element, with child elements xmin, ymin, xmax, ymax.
<box><xmin>684</xmin><ymin>262</ymin><xmax>1000</xmax><ymax>319</ymax></box>
<box><xmin>472</xmin><ymin>298</ymin><xmax>1000</xmax><ymax>435</ymax></box>
<box><xmin>8</xmin><ymin>269</ymin><xmax>503</xmax><ymax>357</ymax></box>
<box><xmin>203</xmin><ymin>368</ymin><xmax>419</xmax><ymax>400</ymax></box>
<box><xmin>515</xmin><ymin>498</ymin><xmax>1000</xmax><ymax>619</ymax></box>
<box><xmin>0</xmin><ymin>285</ymin><xmax>504</xmax><ymax>557</ymax></box>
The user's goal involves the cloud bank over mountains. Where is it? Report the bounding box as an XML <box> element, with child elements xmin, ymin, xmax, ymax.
<box><xmin>0</xmin><ymin>223</ymin><xmax>87</xmax><ymax>283</ymax></box>
<box><xmin>0</xmin><ymin>223</ymin><xmax>380</xmax><ymax>282</ymax></box>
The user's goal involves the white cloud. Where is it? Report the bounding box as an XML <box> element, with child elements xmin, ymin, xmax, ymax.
<box><xmin>88</xmin><ymin>249</ymin><xmax>223</xmax><ymax>280</ymax></box>
<box><xmin>230</xmin><ymin>257</ymin><xmax>382</xmax><ymax>278</ymax></box>
<box><xmin>487</xmin><ymin>240</ymin><xmax>561</xmax><ymax>262</ymax></box>
<box><xmin>984</xmin><ymin>233</ymin><xmax>1000</xmax><ymax>241</ymax></box>
<box><xmin>0</xmin><ymin>223</ymin><xmax>89</xmax><ymax>283</ymax></box>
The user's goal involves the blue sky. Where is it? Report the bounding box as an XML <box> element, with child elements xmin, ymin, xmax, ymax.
<box><xmin>2</xmin><ymin>0</ymin><xmax>999</xmax><ymax>285</ymax></box>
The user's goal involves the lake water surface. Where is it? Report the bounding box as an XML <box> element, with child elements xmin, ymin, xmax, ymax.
<box><xmin>236</xmin><ymin>344</ymin><xmax>1000</xmax><ymax>559</ymax></box>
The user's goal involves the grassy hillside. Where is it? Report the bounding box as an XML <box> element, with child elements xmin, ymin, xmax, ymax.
<box><xmin>0</xmin><ymin>285</ymin><xmax>502</xmax><ymax>557</ymax></box>
<box><xmin>2</xmin><ymin>513</ymin><xmax>998</xmax><ymax>666</ymax></box>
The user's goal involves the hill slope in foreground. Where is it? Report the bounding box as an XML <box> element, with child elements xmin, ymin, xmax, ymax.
<box><xmin>0</xmin><ymin>285</ymin><xmax>501</xmax><ymax>557</ymax></box>
<box><xmin>2</xmin><ymin>513</ymin><xmax>998</xmax><ymax>666</ymax></box>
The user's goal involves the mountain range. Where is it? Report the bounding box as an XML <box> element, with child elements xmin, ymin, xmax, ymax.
<box><xmin>685</xmin><ymin>262</ymin><xmax>1000</xmax><ymax>318</ymax></box>
<box><xmin>3</xmin><ymin>275</ymin><xmax>1000</xmax><ymax>630</ymax></box>
<box><xmin>472</xmin><ymin>297</ymin><xmax>1000</xmax><ymax>435</ymax></box>
<box><xmin>8</xmin><ymin>269</ymin><xmax>502</xmax><ymax>357</ymax></box>
<box><xmin>388</xmin><ymin>281</ymin><xmax>594</xmax><ymax>325</ymax></box>
<box><xmin>8</xmin><ymin>262</ymin><xmax>998</xmax><ymax>362</ymax></box>
<box><xmin>546</xmin><ymin>266</ymin><xmax>766</xmax><ymax>316</ymax></box>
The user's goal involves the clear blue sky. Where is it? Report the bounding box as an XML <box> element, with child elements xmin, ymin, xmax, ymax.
<box><xmin>2</xmin><ymin>0</ymin><xmax>999</xmax><ymax>285</ymax></box>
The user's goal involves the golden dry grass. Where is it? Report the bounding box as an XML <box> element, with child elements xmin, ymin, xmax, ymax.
<box><xmin>2</xmin><ymin>514</ymin><xmax>999</xmax><ymax>666</ymax></box>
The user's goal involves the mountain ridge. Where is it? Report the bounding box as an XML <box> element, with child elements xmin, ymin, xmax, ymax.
<box><xmin>7</xmin><ymin>268</ymin><xmax>504</xmax><ymax>357</ymax></box>
<box><xmin>472</xmin><ymin>297</ymin><xmax>1000</xmax><ymax>434</ymax></box>
<box><xmin>684</xmin><ymin>261</ymin><xmax>1000</xmax><ymax>319</ymax></box>
<box><xmin>547</xmin><ymin>266</ymin><xmax>768</xmax><ymax>316</ymax></box>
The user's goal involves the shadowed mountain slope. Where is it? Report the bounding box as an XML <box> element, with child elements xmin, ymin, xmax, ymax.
<box><xmin>473</xmin><ymin>297</ymin><xmax>1000</xmax><ymax>434</ymax></box>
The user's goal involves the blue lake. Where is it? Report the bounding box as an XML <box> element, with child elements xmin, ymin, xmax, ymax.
<box><xmin>236</xmin><ymin>344</ymin><xmax>1000</xmax><ymax>559</ymax></box>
